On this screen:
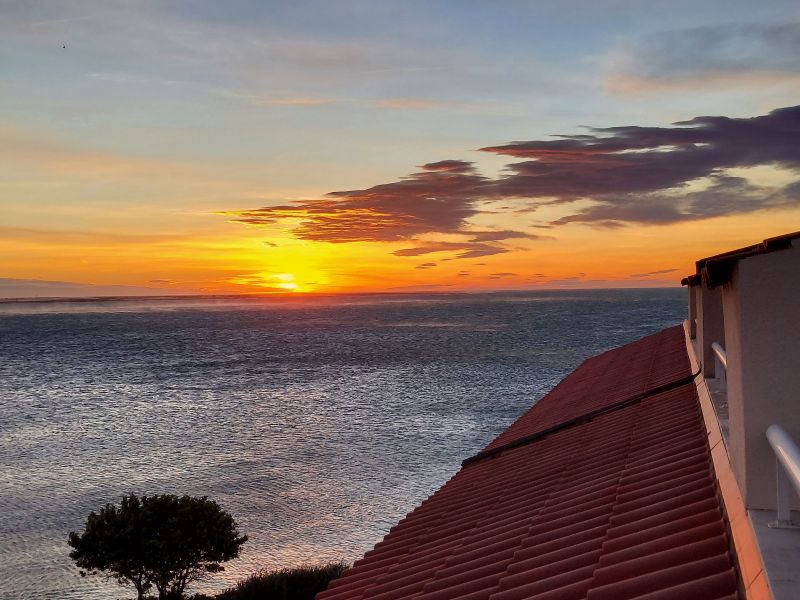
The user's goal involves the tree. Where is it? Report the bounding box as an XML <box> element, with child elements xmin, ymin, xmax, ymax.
<box><xmin>68</xmin><ymin>494</ymin><xmax>248</xmax><ymax>600</ymax></box>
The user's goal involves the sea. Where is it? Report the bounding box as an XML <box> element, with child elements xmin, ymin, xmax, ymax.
<box><xmin>0</xmin><ymin>289</ymin><xmax>686</xmax><ymax>600</ymax></box>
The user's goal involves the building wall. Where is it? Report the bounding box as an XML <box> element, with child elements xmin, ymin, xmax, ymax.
<box><xmin>723</xmin><ymin>241</ymin><xmax>800</xmax><ymax>510</ymax></box>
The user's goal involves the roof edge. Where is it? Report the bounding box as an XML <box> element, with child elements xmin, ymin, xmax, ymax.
<box><xmin>697</xmin><ymin>231</ymin><xmax>799</xmax><ymax>289</ymax></box>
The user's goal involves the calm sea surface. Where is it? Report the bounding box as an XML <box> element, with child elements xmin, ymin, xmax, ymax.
<box><xmin>0</xmin><ymin>290</ymin><xmax>685</xmax><ymax>599</ymax></box>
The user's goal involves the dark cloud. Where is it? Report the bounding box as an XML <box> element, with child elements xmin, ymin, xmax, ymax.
<box><xmin>467</xmin><ymin>229</ymin><xmax>540</xmax><ymax>242</ymax></box>
<box><xmin>480</xmin><ymin>106</ymin><xmax>800</xmax><ymax>225</ymax></box>
<box><xmin>482</xmin><ymin>106</ymin><xmax>800</xmax><ymax>202</ymax></box>
<box><xmin>393</xmin><ymin>242</ymin><xmax>508</xmax><ymax>260</ymax></box>
<box><xmin>629</xmin><ymin>268</ymin><xmax>679</xmax><ymax>279</ymax></box>
<box><xmin>226</xmin><ymin>159</ymin><xmax>489</xmax><ymax>243</ymax></box>
<box><xmin>415</xmin><ymin>262</ymin><xmax>437</xmax><ymax>269</ymax></box>
<box><xmin>418</xmin><ymin>160</ymin><xmax>476</xmax><ymax>173</ymax></box>
<box><xmin>553</xmin><ymin>175</ymin><xmax>800</xmax><ymax>227</ymax></box>
<box><xmin>226</xmin><ymin>105</ymin><xmax>800</xmax><ymax>241</ymax></box>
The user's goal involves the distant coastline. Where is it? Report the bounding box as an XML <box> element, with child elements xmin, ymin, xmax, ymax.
<box><xmin>0</xmin><ymin>287</ymin><xmax>680</xmax><ymax>304</ymax></box>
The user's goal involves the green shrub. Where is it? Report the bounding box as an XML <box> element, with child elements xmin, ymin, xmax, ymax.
<box><xmin>216</xmin><ymin>562</ymin><xmax>349</xmax><ymax>600</ymax></box>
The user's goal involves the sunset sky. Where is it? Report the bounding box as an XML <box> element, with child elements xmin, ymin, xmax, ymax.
<box><xmin>2</xmin><ymin>1</ymin><xmax>800</xmax><ymax>297</ymax></box>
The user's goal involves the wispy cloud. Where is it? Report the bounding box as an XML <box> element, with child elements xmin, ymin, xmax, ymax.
<box><xmin>605</xmin><ymin>22</ymin><xmax>800</xmax><ymax>94</ymax></box>
<box><xmin>219</xmin><ymin>91</ymin><xmax>342</xmax><ymax>106</ymax></box>
<box><xmin>0</xmin><ymin>278</ymin><xmax>191</xmax><ymax>298</ymax></box>
<box><xmin>379</xmin><ymin>98</ymin><xmax>440</xmax><ymax>110</ymax></box>
<box><xmin>0</xmin><ymin>124</ymin><xmax>196</xmax><ymax>177</ymax></box>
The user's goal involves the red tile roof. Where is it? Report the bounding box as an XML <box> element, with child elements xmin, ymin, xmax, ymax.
<box><xmin>319</xmin><ymin>326</ymin><xmax>740</xmax><ymax>600</ymax></box>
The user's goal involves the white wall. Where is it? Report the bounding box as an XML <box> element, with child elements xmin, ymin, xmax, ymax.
<box><xmin>722</xmin><ymin>240</ymin><xmax>800</xmax><ymax>509</ymax></box>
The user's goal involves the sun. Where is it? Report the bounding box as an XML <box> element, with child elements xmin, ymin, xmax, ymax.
<box><xmin>271</xmin><ymin>273</ymin><xmax>298</xmax><ymax>291</ymax></box>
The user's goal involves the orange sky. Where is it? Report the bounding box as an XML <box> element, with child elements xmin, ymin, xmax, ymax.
<box><xmin>2</xmin><ymin>3</ymin><xmax>800</xmax><ymax>297</ymax></box>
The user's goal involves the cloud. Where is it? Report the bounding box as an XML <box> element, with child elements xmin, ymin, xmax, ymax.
<box><xmin>415</xmin><ymin>262</ymin><xmax>437</xmax><ymax>269</ymax></box>
<box><xmin>225</xmin><ymin>159</ymin><xmax>490</xmax><ymax>243</ymax></box>
<box><xmin>0</xmin><ymin>124</ymin><xmax>194</xmax><ymax>177</ymax></box>
<box><xmin>552</xmin><ymin>174</ymin><xmax>800</xmax><ymax>227</ymax></box>
<box><xmin>606</xmin><ymin>22</ymin><xmax>800</xmax><ymax>94</ymax></box>
<box><xmin>467</xmin><ymin>230</ymin><xmax>540</xmax><ymax>242</ymax></box>
<box><xmin>386</xmin><ymin>283</ymin><xmax>456</xmax><ymax>292</ymax></box>
<box><xmin>628</xmin><ymin>268</ymin><xmax>679</xmax><ymax>279</ymax></box>
<box><xmin>481</xmin><ymin>105</ymin><xmax>800</xmax><ymax>197</ymax></box>
<box><xmin>488</xmin><ymin>272</ymin><xmax>518</xmax><ymax>279</ymax></box>
<box><xmin>0</xmin><ymin>226</ymin><xmax>189</xmax><ymax>245</ymax></box>
<box><xmin>0</xmin><ymin>278</ymin><xmax>190</xmax><ymax>299</ymax></box>
<box><xmin>227</xmin><ymin>105</ymin><xmax>800</xmax><ymax>240</ymax></box>
<box><xmin>252</xmin><ymin>97</ymin><xmax>341</xmax><ymax>106</ymax></box>
<box><xmin>480</xmin><ymin>105</ymin><xmax>800</xmax><ymax>225</ymax></box>
<box><xmin>376</xmin><ymin>99</ymin><xmax>513</xmax><ymax>113</ymax></box>
<box><xmin>393</xmin><ymin>242</ymin><xmax>509</xmax><ymax>260</ymax></box>
<box><xmin>378</xmin><ymin>99</ymin><xmax>440</xmax><ymax>110</ymax></box>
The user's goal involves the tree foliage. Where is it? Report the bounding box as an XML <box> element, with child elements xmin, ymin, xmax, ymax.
<box><xmin>68</xmin><ymin>494</ymin><xmax>247</xmax><ymax>600</ymax></box>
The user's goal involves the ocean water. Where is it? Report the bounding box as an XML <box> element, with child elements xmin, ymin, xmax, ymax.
<box><xmin>0</xmin><ymin>289</ymin><xmax>685</xmax><ymax>599</ymax></box>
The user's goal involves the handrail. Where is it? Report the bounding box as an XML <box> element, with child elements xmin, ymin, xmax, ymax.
<box><xmin>711</xmin><ymin>342</ymin><xmax>727</xmax><ymax>371</ymax></box>
<box><xmin>711</xmin><ymin>342</ymin><xmax>727</xmax><ymax>387</ymax></box>
<box><xmin>766</xmin><ymin>424</ymin><xmax>800</xmax><ymax>526</ymax></box>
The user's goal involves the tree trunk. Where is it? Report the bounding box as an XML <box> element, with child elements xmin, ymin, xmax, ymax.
<box><xmin>133</xmin><ymin>575</ymin><xmax>145</xmax><ymax>600</ymax></box>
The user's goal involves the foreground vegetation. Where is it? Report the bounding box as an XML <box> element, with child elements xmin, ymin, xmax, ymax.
<box><xmin>71</xmin><ymin>493</ymin><xmax>347</xmax><ymax>599</ymax></box>
<box><xmin>210</xmin><ymin>562</ymin><xmax>349</xmax><ymax>600</ymax></box>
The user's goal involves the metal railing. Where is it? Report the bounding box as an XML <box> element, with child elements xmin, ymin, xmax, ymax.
<box><xmin>766</xmin><ymin>424</ymin><xmax>800</xmax><ymax>527</ymax></box>
<box><xmin>711</xmin><ymin>342</ymin><xmax>727</xmax><ymax>388</ymax></box>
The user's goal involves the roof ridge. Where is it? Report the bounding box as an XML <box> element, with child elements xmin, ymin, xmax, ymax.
<box><xmin>462</xmin><ymin>368</ymin><xmax>700</xmax><ymax>467</ymax></box>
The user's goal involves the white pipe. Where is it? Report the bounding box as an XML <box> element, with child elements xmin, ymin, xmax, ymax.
<box><xmin>766</xmin><ymin>424</ymin><xmax>800</xmax><ymax>525</ymax></box>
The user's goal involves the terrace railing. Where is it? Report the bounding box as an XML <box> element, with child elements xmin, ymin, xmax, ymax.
<box><xmin>711</xmin><ymin>341</ymin><xmax>727</xmax><ymax>390</ymax></box>
<box><xmin>766</xmin><ymin>424</ymin><xmax>800</xmax><ymax>528</ymax></box>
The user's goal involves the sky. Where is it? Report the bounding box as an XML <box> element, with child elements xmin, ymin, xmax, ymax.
<box><xmin>2</xmin><ymin>0</ymin><xmax>800</xmax><ymax>297</ymax></box>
